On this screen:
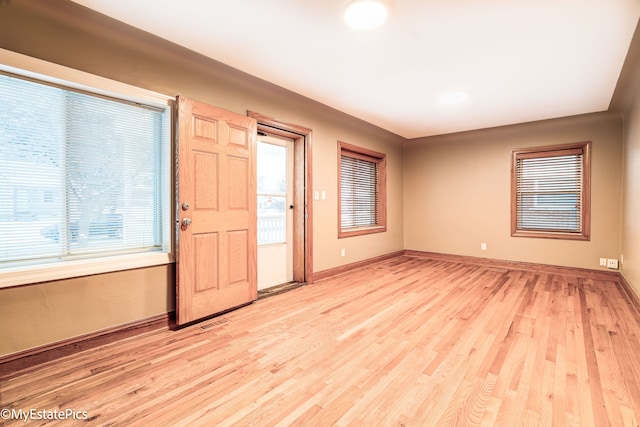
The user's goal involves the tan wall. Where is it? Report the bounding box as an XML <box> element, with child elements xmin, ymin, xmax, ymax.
<box><xmin>0</xmin><ymin>0</ymin><xmax>633</xmax><ymax>358</ymax></box>
<box><xmin>0</xmin><ymin>266</ymin><xmax>174</xmax><ymax>356</ymax></box>
<box><xmin>404</xmin><ymin>113</ymin><xmax>623</xmax><ymax>270</ymax></box>
<box><xmin>0</xmin><ymin>0</ymin><xmax>404</xmax><ymax>356</ymax></box>
<box><xmin>622</xmin><ymin>93</ymin><xmax>640</xmax><ymax>297</ymax></box>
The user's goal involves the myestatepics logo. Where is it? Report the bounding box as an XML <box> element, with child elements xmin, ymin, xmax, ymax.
<box><xmin>1</xmin><ymin>408</ymin><xmax>89</xmax><ymax>422</ymax></box>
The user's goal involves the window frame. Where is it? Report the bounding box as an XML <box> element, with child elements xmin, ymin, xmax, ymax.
<box><xmin>0</xmin><ymin>48</ymin><xmax>174</xmax><ymax>288</ymax></box>
<box><xmin>338</xmin><ymin>141</ymin><xmax>387</xmax><ymax>238</ymax></box>
<box><xmin>511</xmin><ymin>141</ymin><xmax>591</xmax><ymax>241</ymax></box>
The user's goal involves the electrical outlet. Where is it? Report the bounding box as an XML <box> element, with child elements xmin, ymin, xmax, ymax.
<box><xmin>599</xmin><ymin>258</ymin><xmax>607</xmax><ymax>267</ymax></box>
<box><xmin>480</xmin><ymin>243</ymin><xmax>487</xmax><ymax>251</ymax></box>
<box><xmin>607</xmin><ymin>258</ymin><xmax>619</xmax><ymax>269</ymax></box>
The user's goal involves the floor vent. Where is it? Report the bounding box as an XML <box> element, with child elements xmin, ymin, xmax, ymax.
<box><xmin>200</xmin><ymin>318</ymin><xmax>229</xmax><ymax>330</ymax></box>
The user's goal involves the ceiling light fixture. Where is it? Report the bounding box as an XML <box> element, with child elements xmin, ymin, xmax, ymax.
<box><xmin>343</xmin><ymin>0</ymin><xmax>388</xmax><ymax>31</ymax></box>
<box><xmin>440</xmin><ymin>91</ymin><xmax>469</xmax><ymax>105</ymax></box>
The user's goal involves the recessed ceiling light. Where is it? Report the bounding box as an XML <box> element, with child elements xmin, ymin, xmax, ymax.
<box><xmin>343</xmin><ymin>0</ymin><xmax>388</xmax><ymax>31</ymax></box>
<box><xmin>440</xmin><ymin>91</ymin><xmax>469</xmax><ymax>105</ymax></box>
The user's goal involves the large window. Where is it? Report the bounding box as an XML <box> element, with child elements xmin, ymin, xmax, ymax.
<box><xmin>338</xmin><ymin>141</ymin><xmax>386</xmax><ymax>238</ymax></box>
<box><xmin>0</xmin><ymin>70</ymin><xmax>171</xmax><ymax>271</ymax></box>
<box><xmin>511</xmin><ymin>142</ymin><xmax>591</xmax><ymax>240</ymax></box>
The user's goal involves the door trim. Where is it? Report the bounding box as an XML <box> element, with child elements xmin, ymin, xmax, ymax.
<box><xmin>247</xmin><ymin>111</ymin><xmax>313</xmax><ymax>284</ymax></box>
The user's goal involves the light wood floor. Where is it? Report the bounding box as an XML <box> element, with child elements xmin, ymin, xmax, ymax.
<box><xmin>2</xmin><ymin>255</ymin><xmax>640</xmax><ymax>426</ymax></box>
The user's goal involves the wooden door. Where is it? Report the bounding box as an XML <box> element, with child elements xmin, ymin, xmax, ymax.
<box><xmin>176</xmin><ymin>96</ymin><xmax>257</xmax><ymax>326</ymax></box>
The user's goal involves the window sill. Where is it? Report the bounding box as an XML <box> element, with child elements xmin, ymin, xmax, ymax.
<box><xmin>511</xmin><ymin>230</ymin><xmax>590</xmax><ymax>241</ymax></box>
<box><xmin>339</xmin><ymin>225</ymin><xmax>387</xmax><ymax>239</ymax></box>
<box><xmin>0</xmin><ymin>252</ymin><xmax>175</xmax><ymax>289</ymax></box>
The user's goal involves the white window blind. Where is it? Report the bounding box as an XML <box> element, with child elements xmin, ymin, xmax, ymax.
<box><xmin>513</xmin><ymin>143</ymin><xmax>589</xmax><ymax>238</ymax></box>
<box><xmin>0</xmin><ymin>73</ymin><xmax>170</xmax><ymax>268</ymax></box>
<box><xmin>340</xmin><ymin>154</ymin><xmax>378</xmax><ymax>229</ymax></box>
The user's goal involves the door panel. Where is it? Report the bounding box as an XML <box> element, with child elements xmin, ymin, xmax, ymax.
<box><xmin>228</xmin><ymin>157</ymin><xmax>249</xmax><ymax>209</ymax></box>
<box><xmin>228</xmin><ymin>230</ymin><xmax>249</xmax><ymax>285</ymax></box>
<box><xmin>194</xmin><ymin>234</ymin><xmax>218</xmax><ymax>292</ymax></box>
<box><xmin>194</xmin><ymin>152</ymin><xmax>218</xmax><ymax>209</ymax></box>
<box><xmin>229</xmin><ymin>125</ymin><xmax>249</xmax><ymax>147</ymax></box>
<box><xmin>176</xmin><ymin>96</ymin><xmax>257</xmax><ymax>325</ymax></box>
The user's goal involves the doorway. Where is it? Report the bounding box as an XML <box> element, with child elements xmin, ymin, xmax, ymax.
<box><xmin>248</xmin><ymin>111</ymin><xmax>313</xmax><ymax>286</ymax></box>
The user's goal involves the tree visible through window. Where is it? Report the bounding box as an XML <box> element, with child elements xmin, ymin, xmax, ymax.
<box><xmin>0</xmin><ymin>72</ymin><xmax>170</xmax><ymax>267</ymax></box>
<box><xmin>338</xmin><ymin>141</ymin><xmax>386</xmax><ymax>238</ymax></box>
<box><xmin>511</xmin><ymin>142</ymin><xmax>591</xmax><ymax>240</ymax></box>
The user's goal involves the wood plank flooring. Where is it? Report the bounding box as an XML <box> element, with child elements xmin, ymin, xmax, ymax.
<box><xmin>2</xmin><ymin>255</ymin><xmax>640</xmax><ymax>426</ymax></box>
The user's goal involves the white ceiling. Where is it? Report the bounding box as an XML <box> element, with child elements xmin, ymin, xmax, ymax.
<box><xmin>71</xmin><ymin>0</ymin><xmax>640</xmax><ymax>139</ymax></box>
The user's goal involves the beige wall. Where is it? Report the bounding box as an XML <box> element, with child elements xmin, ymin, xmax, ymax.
<box><xmin>0</xmin><ymin>0</ymin><xmax>635</xmax><ymax>359</ymax></box>
<box><xmin>404</xmin><ymin>113</ymin><xmax>623</xmax><ymax>270</ymax></box>
<box><xmin>622</xmin><ymin>89</ymin><xmax>640</xmax><ymax>297</ymax></box>
<box><xmin>0</xmin><ymin>266</ymin><xmax>173</xmax><ymax>356</ymax></box>
<box><xmin>0</xmin><ymin>0</ymin><xmax>404</xmax><ymax>356</ymax></box>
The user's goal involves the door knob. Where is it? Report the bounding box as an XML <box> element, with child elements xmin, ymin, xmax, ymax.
<box><xmin>182</xmin><ymin>218</ymin><xmax>192</xmax><ymax>226</ymax></box>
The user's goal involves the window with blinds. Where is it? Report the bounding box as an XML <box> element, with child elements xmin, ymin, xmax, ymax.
<box><xmin>0</xmin><ymin>72</ymin><xmax>170</xmax><ymax>268</ymax></box>
<box><xmin>338</xmin><ymin>141</ymin><xmax>386</xmax><ymax>238</ymax></box>
<box><xmin>511</xmin><ymin>142</ymin><xmax>590</xmax><ymax>240</ymax></box>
